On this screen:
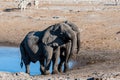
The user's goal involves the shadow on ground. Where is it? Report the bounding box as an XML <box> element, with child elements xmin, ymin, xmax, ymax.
<box><xmin>104</xmin><ymin>3</ymin><xmax>118</xmax><ymax>6</ymax></box>
<box><xmin>3</xmin><ymin>8</ymin><xmax>20</xmax><ymax>12</ymax></box>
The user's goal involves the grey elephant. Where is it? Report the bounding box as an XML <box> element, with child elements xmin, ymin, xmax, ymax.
<box><xmin>20</xmin><ymin>21</ymin><xmax>77</xmax><ymax>75</ymax></box>
<box><xmin>58</xmin><ymin>21</ymin><xmax>81</xmax><ymax>73</ymax></box>
<box><xmin>20</xmin><ymin>31</ymin><xmax>62</xmax><ymax>74</ymax></box>
<box><xmin>20</xmin><ymin>31</ymin><xmax>46</xmax><ymax>74</ymax></box>
<box><xmin>42</xmin><ymin>22</ymin><xmax>78</xmax><ymax>74</ymax></box>
<box><xmin>41</xmin><ymin>22</ymin><xmax>77</xmax><ymax>74</ymax></box>
<box><xmin>64</xmin><ymin>21</ymin><xmax>80</xmax><ymax>54</ymax></box>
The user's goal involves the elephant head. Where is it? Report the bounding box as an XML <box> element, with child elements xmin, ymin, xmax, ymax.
<box><xmin>63</xmin><ymin>20</ymin><xmax>81</xmax><ymax>54</ymax></box>
<box><xmin>42</xmin><ymin>22</ymin><xmax>77</xmax><ymax>55</ymax></box>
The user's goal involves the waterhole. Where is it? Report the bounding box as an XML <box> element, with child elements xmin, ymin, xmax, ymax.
<box><xmin>0</xmin><ymin>46</ymin><xmax>75</xmax><ymax>75</ymax></box>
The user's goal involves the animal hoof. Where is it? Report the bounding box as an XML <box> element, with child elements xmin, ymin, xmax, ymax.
<box><xmin>64</xmin><ymin>69</ymin><xmax>68</xmax><ymax>73</ymax></box>
<box><xmin>52</xmin><ymin>70</ymin><xmax>59</xmax><ymax>74</ymax></box>
<box><xmin>58</xmin><ymin>68</ymin><xmax>62</xmax><ymax>73</ymax></box>
<box><xmin>44</xmin><ymin>71</ymin><xmax>50</xmax><ymax>75</ymax></box>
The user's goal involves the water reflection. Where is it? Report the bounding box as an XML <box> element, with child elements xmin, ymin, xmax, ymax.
<box><xmin>0</xmin><ymin>46</ymin><xmax>74</xmax><ymax>75</ymax></box>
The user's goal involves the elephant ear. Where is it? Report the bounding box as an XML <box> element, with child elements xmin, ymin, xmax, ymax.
<box><xmin>27</xmin><ymin>36</ymin><xmax>39</xmax><ymax>54</ymax></box>
<box><xmin>52</xmin><ymin>23</ymin><xmax>62</xmax><ymax>35</ymax></box>
<box><xmin>42</xmin><ymin>25</ymin><xmax>60</xmax><ymax>45</ymax></box>
<box><xmin>43</xmin><ymin>34</ymin><xmax>58</xmax><ymax>45</ymax></box>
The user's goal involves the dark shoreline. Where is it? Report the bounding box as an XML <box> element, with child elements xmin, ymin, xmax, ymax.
<box><xmin>0</xmin><ymin>42</ymin><xmax>19</xmax><ymax>47</ymax></box>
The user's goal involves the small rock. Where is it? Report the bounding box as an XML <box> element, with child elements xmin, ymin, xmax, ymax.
<box><xmin>87</xmin><ymin>77</ymin><xmax>103</xmax><ymax>80</ymax></box>
<box><xmin>15</xmin><ymin>73</ymin><xmax>18</xmax><ymax>76</ymax></box>
<box><xmin>53</xmin><ymin>16</ymin><xmax>59</xmax><ymax>19</ymax></box>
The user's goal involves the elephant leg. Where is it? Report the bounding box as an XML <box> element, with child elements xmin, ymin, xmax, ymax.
<box><xmin>52</xmin><ymin>47</ymin><xmax>60</xmax><ymax>74</ymax></box>
<box><xmin>23</xmin><ymin>56</ymin><xmax>30</xmax><ymax>74</ymax></box>
<box><xmin>25</xmin><ymin>63</ymin><xmax>30</xmax><ymax>74</ymax></box>
<box><xmin>64</xmin><ymin>54</ymin><xmax>69</xmax><ymax>73</ymax></box>
<box><xmin>39</xmin><ymin>59</ymin><xmax>45</xmax><ymax>75</ymax></box>
<box><xmin>58</xmin><ymin>49</ymin><xmax>65</xmax><ymax>73</ymax></box>
<box><xmin>64</xmin><ymin>61</ymin><xmax>69</xmax><ymax>73</ymax></box>
<box><xmin>58</xmin><ymin>55</ymin><xmax>65</xmax><ymax>73</ymax></box>
<box><xmin>63</xmin><ymin>53</ymin><xmax>69</xmax><ymax>73</ymax></box>
<box><xmin>21</xmin><ymin>50</ymin><xmax>30</xmax><ymax>74</ymax></box>
<box><xmin>64</xmin><ymin>20</ymin><xmax>81</xmax><ymax>54</ymax></box>
<box><xmin>44</xmin><ymin>46</ymin><xmax>53</xmax><ymax>75</ymax></box>
<box><xmin>45</xmin><ymin>59</ymin><xmax>51</xmax><ymax>75</ymax></box>
<box><xmin>64</xmin><ymin>41</ymin><xmax>71</xmax><ymax>73</ymax></box>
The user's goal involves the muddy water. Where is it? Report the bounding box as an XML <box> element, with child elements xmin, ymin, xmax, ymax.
<box><xmin>0</xmin><ymin>46</ymin><xmax>75</xmax><ymax>75</ymax></box>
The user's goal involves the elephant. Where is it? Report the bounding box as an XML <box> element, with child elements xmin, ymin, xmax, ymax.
<box><xmin>41</xmin><ymin>22</ymin><xmax>78</xmax><ymax>74</ymax></box>
<box><xmin>63</xmin><ymin>20</ymin><xmax>80</xmax><ymax>54</ymax></box>
<box><xmin>56</xmin><ymin>40</ymin><xmax>71</xmax><ymax>73</ymax></box>
<box><xmin>58</xmin><ymin>21</ymin><xmax>81</xmax><ymax>73</ymax></box>
<box><xmin>42</xmin><ymin>22</ymin><xmax>77</xmax><ymax>56</ymax></box>
<box><xmin>20</xmin><ymin>31</ymin><xmax>47</xmax><ymax>74</ymax></box>
<box><xmin>20</xmin><ymin>21</ymin><xmax>78</xmax><ymax>75</ymax></box>
<box><xmin>20</xmin><ymin>31</ymin><xmax>62</xmax><ymax>74</ymax></box>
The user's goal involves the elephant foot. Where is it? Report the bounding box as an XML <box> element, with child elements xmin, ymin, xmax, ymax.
<box><xmin>26</xmin><ymin>71</ymin><xmax>30</xmax><ymax>75</ymax></box>
<box><xmin>59</xmin><ymin>70</ymin><xmax>62</xmax><ymax>73</ymax></box>
<box><xmin>58</xmin><ymin>68</ymin><xmax>63</xmax><ymax>73</ymax></box>
<box><xmin>64</xmin><ymin>66</ymin><xmax>69</xmax><ymax>73</ymax></box>
<box><xmin>26</xmin><ymin>72</ymin><xmax>30</xmax><ymax>75</ymax></box>
<box><xmin>52</xmin><ymin>70</ymin><xmax>59</xmax><ymax>74</ymax></box>
<box><xmin>44</xmin><ymin>71</ymin><xmax>50</xmax><ymax>75</ymax></box>
<box><xmin>70</xmin><ymin>54</ymin><xmax>76</xmax><ymax>59</ymax></box>
<box><xmin>64</xmin><ymin>68</ymin><xmax>69</xmax><ymax>73</ymax></box>
<box><xmin>40</xmin><ymin>71</ymin><xmax>45</xmax><ymax>75</ymax></box>
<box><xmin>77</xmin><ymin>50</ymin><xmax>80</xmax><ymax>54</ymax></box>
<box><xmin>58</xmin><ymin>65</ymin><xmax>63</xmax><ymax>73</ymax></box>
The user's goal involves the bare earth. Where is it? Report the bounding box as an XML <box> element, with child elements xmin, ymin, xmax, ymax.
<box><xmin>0</xmin><ymin>0</ymin><xmax>120</xmax><ymax>80</ymax></box>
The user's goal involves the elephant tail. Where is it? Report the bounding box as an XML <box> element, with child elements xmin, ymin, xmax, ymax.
<box><xmin>20</xmin><ymin>58</ymin><xmax>23</xmax><ymax>68</ymax></box>
<box><xmin>20</xmin><ymin>42</ymin><xmax>24</xmax><ymax>68</ymax></box>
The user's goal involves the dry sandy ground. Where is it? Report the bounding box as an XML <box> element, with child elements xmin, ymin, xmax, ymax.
<box><xmin>0</xmin><ymin>0</ymin><xmax>120</xmax><ymax>80</ymax></box>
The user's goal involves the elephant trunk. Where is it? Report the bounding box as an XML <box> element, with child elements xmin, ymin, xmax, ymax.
<box><xmin>70</xmin><ymin>34</ymin><xmax>77</xmax><ymax>55</ymax></box>
<box><xmin>77</xmin><ymin>32</ymin><xmax>80</xmax><ymax>54</ymax></box>
<box><xmin>20</xmin><ymin>59</ymin><xmax>23</xmax><ymax>68</ymax></box>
